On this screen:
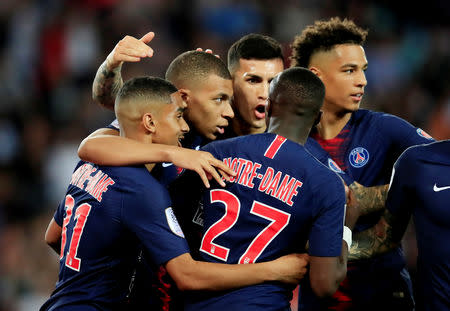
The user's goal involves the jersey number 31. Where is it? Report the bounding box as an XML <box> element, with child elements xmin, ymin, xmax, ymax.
<box><xmin>60</xmin><ymin>194</ymin><xmax>92</xmax><ymax>272</ymax></box>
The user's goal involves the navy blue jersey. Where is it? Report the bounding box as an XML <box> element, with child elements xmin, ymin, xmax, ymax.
<box><xmin>40</xmin><ymin>161</ymin><xmax>189</xmax><ymax>311</ymax></box>
<box><xmin>301</xmin><ymin>109</ymin><xmax>434</xmax><ymax>309</ymax></box>
<box><xmin>386</xmin><ymin>140</ymin><xmax>450</xmax><ymax>310</ymax></box>
<box><xmin>175</xmin><ymin>133</ymin><xmax>346</xmax><ymax>311</ymax></box>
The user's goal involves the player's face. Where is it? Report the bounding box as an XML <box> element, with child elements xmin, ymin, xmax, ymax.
<box><xmin>184</xmin><ymin>74</ymin><xmax>234</xmax><ymax>140</ymax></box>
<box><xmin>153</xmin><ymin>92</ymin><xmax>189</xmax><ymax>147</ymax></box>
<box><xmin>231</xmin><ymin>58</ymin><xmax>284</xmax><ymax>133</ymax></box>
<box><xmin>311</xmin><ymin>44</ymin><xmax>367</xmax><ymax>114</ymax></box>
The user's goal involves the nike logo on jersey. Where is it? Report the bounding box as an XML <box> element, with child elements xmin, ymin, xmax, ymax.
<box><xmin>433</xmin><ymin>184</ymin><xmax>450</xmax><ymax>192</ymax></box>
<box><xmin>162</xmin><ymin>162</ymin><xmax>174</xmax><ymax>167</ymax></box>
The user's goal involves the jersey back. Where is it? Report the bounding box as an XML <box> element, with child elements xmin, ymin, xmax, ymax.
<box><xmin>40</xmin><ymin>161</ymin><xmax>189</xmax><ymax>311</ymax></box>
<box><xmin>386</xmin><ymin>140</ymin><xmax>450</xmax><ymax>310</ymax></box>
<box><xmin>181</xmin><ymin>133</ymin><xmax>346</xmax><ymax>311</ymax></box>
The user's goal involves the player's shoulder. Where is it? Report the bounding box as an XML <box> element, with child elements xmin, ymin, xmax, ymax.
<box><xmin>354</xmin><ymin>108</ymin><xmax>400</xmax><ymax>125</ymax></box>
<box><xmin>203</xmin><ymin>133</ymin><xmax>275</xmax><ymax>152</ymax></box>
<box><xmin>104</xmin><ymin>165</ymin><xmax>162</xmax><ymax>189</ymax></box>
<box><xmin>399</xmin><ymin>139</ymin><xmax>450</xmax><ymax>165</ymax></box>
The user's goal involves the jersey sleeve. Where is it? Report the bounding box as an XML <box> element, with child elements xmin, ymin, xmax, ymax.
<box><xmin>53</xmin><ymin>197</ymin><xmax>66</xmax><ymax>226</ymax></box>
<box><xmin>375</xmin><ymin>113</ymin><xmax>434</xmax><ymax>152</ymax></box>
<box><xmin>122</xmin><ymin>179</ymin><xmax>190</xmax><ymax>266</ymax></box>
<box><xmin>385</xmin><ymin>146</ymin><xmax>416</xmax><ymax>216</ymax></box>
<box><xmin>308</xmin><ymin>172</ymin><xmax>346</xmax><ymax>257</ymax></box>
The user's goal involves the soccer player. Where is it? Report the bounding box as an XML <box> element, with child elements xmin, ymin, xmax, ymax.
<box><xmin>82</xmin><ymin>32</ymin><xmax>235</xmax><ymax>188</ymax></box>
<box><xmin>347</xmin><ymin>139</ymin><xmax>450</xmax><ymax>311</ymax></box>
<box><xmin>224</xmin><ymin>33</ymin><xmax>285</xmax><ymax>137</ymax></box>
<box><xmin>40</xmin><ymin>76</ymin><xmax>309</xmax><ymax>311</ymax></box>
<box><xmin>290</xmin><ymin>17</ymin><xmax>435</xmax><ymax>310</ymax></box>
<box><xmin>169</xmin><ymin>67</ymin><xmax>356</xmax><ymax>310</ymax></box>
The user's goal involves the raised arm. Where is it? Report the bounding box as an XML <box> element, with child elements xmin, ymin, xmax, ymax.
<box><xmin>92</xmin><ymin>32</ymin><xmax>155</xmax><ymax>110</ymax></box>
<box><xmin>78</xmin><ymin>129</ymin><xmax>235</xmax><ymax>188</ymax></box>
<box><xmin>166</xmin><ymin>252</ymin><xmax>309</xmax><ymax>291</ymax></box>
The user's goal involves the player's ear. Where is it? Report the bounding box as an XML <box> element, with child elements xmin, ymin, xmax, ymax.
<box><xmin>142</xmin><ymin>113</ymin><xmax>156</xmax><ymax>134</ymax></box>
<box><xmin>309</xmin><ymin>66</ymin><xmax>321</xmax><ymax>78</ymax></box>
<box><xmin>178</xmin><ymin>88</ymin><xmax>191</xmax><ymax>103</ymax></box>
<box><xmin>313</xmin><ymin>110</ymin><xmax>322</xmax><ymax>127</ymax></box>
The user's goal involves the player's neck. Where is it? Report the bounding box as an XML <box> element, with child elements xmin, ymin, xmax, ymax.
<box><xmin>145</xmin><ymin>163</ymin><xmax>156</xmax><ymax>172</ymax></box>
<box><xmin>269</xmin><ymin>119</ymin><xmax>309</xmax><ymax>146</ymax></box>
<box><xmin>316</xmin><ymin>109</ymin><xmax>352</xmax><ymax>140</ymax></box>
<box><xmin>231</xmin><ymin>119</ymin><xmax>265</xmax><ymax>136</ymax></box>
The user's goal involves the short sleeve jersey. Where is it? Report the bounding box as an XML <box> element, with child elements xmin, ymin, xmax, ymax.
<box><xmin>301</xmin><ymin>109</ymin><xmax>434</xmax><ymax>308</ymax></box>
<box><xmin>177</xmin><ymin>133</ymin><xmax>346</xmax><ymax>311</ymax></box>
<box><xmin>40</xmin><ymin>161</ymin><xmax>189</xmax><ymax>311</ymax></box>
<box><xmin>386</xmin><ymin>140</ymin><xmax>450</xmax><ymax>311</ymax></box>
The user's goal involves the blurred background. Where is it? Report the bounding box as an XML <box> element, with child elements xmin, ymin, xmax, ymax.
<box><xmin>0</xmin><ymin>0</ymin><xmax>448</xmax><ymax>310</ymax></box>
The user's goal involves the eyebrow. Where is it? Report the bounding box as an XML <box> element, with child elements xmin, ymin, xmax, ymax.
<box><xmin>243</xmin><ymin>73</ymin><xmax>263</xmax><ymax>79</ymax></box>
<box><xmin>342</xmin><ymin>63</ymin><xmax>368</xmax><ymax>70</ymax></box>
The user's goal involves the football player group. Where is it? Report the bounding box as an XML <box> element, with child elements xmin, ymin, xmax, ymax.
<box><xmin>40</xmin><ymin>16</ymin><xmax>449</xmax><ymax>311</ymax></box>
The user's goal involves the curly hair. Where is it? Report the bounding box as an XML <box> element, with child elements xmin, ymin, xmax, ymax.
<box><xmin>290</xmin><ymin>17</ymin><xmax>368</xmax><ymax>68</ymax></box>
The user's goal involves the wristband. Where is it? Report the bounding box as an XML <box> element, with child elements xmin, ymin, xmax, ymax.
<box><xmin>343</xmin><ymin>226</ymin><xmax>352</xmax><ymax>252</ymax></box>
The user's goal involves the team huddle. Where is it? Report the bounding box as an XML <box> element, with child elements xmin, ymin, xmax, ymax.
<box><xmin>40</xmin><ymin>17</ymin><xmax>449</xmax><ymax>311</ymax></box>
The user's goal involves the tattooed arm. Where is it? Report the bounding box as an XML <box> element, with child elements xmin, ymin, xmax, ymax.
<box><xmin>92</xmin><ymin>31</ymin><xmax>156</xmax><ymax>110</ymax></box>
<box><xmin>348</xmin><ymin>181</ymin><xmax>389</xmax><ymax>216</ymax></box>
<box><xmin>92</xmin><ymin>60</ymin><xmax>124</xmax><ymax>110</ymax></box>
<box><xmin>348</xmin><ymin>208</ymin><xmax>411</xmax><ymax>261</ymax></box>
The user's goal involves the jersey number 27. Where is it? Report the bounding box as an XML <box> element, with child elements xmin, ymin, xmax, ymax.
<box><xmin>200</xmin><ymin>189</ymin><xmax>290</xmax><ymax>264</ymax></box>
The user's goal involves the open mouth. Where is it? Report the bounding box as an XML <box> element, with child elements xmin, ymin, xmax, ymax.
<box><xmin>254</xmin><ymin>105</ymin><xmax>266</xmax><ymax>119</ymax></box>
<box><xmin>217</xmin><ymin>126</ymin><xmax>225</xmax><ymax>134</ymax></box>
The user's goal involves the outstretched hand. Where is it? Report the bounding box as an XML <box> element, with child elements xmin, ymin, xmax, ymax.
<box><xmin>169</xmin><ymin>148</ymin><xmax>235</xmax><ymax>188</ymax></box>
<box><xmin>270</xmin><ymin>253</ymin><xmax>309</xmax><ymax>285</ymax></box>
<box><xmin>106</xmin><ymin>31</ymin><xmax>156</xmax><ymax>70</ymax></box>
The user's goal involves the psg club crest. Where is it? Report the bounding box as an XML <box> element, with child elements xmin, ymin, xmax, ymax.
<box><xmin>349</xmin><ymin>147</ymin><xmax>370</xmax><ymax>168</ymax></box>
<box><xmin>328</xmin><ymin>158</ymin><xmax>343</xmax><ymax>173</ymax></box>
<box><xmin>416</xmin><ymin>128</ymin><xmax>433</xmax><ymax>140</ymax></box>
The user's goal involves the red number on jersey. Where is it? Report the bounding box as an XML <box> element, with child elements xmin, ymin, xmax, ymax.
<box><xmin>200</xmin><ymin>190</ymin><xmax>240</xmax><ymax>261</ymax></box>
<box><xmin>60</xmin><ymin>195</ymin><xmax>74</xmax><ymax>259</ymax></box>
<box><xmin>59</xmin><ymin>195</ymin><xmax>92</xmax><ymax>271</ymax></box>
<box><xmin>200</xmin><ymin>189</ymin><xmax>290</xmax><ymax>263</ymax></box>
<box><xmin>239</xmin><ymin>201</ymin><xmax>290</xmax><ymax>264</ymax></box>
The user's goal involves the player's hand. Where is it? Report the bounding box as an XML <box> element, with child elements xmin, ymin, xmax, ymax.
<box><xmin>106</xmin><ymin>31</ymin><xmax>155</xmax><ymax>70</ymax></box>
<box><xmin>195</xmin><ymin>47</ymin><xmax>221</xmax><ymax>58</ymax></box>
<box><xmin>270</xmin><ymin>253</ymin><xmax>309</xmax><ymax>285</ymax></box>
<box><xmin>168</xmin><ymin>148</ymin><xmax>235</xmax><ymax>188</ymax></box>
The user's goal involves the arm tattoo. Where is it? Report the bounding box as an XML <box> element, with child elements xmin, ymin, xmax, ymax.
<box><xmin>92</xmin><ymin>60</ymin><xmax>123</xmax><ymax>110</ymax></box>
<box><xmin>348</xmin><ymin>210</ymin><xmax>403</xmax><ymax>261</ymax></box>
<box><xmin>349</xmin><ymin>183</ymin><xmax>389</xmax><ymax>216</ymax></box>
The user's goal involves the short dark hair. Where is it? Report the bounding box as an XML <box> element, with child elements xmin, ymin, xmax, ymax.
<box><xmin>227</xmin><ymin>33</ymin><xmax>284</xmax><ymax>73</ymax></box>
<box><xmin>272</xmin><ymin>67</ymin><xmax>325</xmax><ymax>114</ymax></box>
<box><xmin>117</xmin><ymin>76</ymin><xmax>177</xmax><ymax>105</ymax></box>
<box><xmin>290</xmin><ymin>17</ymin><xmax>368</xmax><ymax>68</ymax></box>
<box><xmin>165</xmin><ymin>50</ymin><xmax>231</xmax><ymax>87</ymax></box>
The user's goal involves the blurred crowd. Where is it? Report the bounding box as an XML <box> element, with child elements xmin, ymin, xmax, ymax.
<box><xmin>0</xmin><ymin>0</ymin><xmax>448</xmax><ymax>310</ymax></box>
